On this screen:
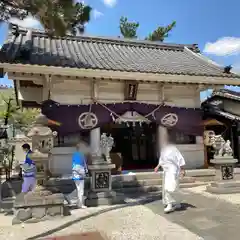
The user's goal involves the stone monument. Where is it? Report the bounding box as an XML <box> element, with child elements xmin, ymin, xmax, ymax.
<box><xmin>12</xmin><ymin>114</ymin><xmax>66</xmax><ymax>224</ymax></box>
<box><xmin>100</xmin><ymin>133</ymin><xmax>114</xmax><ymax>164</ymax></box>
<box><xmin>205</xmin><ymin>134</ymin><xmax>239</xmax><ymax>194</ymax></box>
<box><xmin>86</xmin><ymin>133</ymin><xmax>124</xmax><ymax>206</ymax></box>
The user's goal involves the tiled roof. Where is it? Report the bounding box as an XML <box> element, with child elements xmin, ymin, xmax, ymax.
<box><xmin>0</xmin><ymin>26</ymin><xmax>239</xmax><ymax>78</ymax></box>
<box><xmin>213</xmin><ymin>109</ymin><xmax>240</xmax><ymax>121</ymax></box>
<box><xmin>212</xmin><ymin>89</ymin><xmax>240</xmax><ymax>101</ymax></box>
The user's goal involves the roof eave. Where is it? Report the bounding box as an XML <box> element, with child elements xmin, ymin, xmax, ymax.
<box><xmin>1</xmin><ymin>63</ymin><xmax>240</xmax><ymax>86</ymax></box>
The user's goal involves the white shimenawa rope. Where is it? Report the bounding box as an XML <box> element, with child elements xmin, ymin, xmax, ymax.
<box><xmin>95</xmin><ymin>100</ymin><xmax>162</xmax><ymax>122</ymax></box>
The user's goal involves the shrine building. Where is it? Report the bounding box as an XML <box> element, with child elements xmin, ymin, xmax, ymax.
<box><xmin>1</xmin><ymin>25</ymin><xmax>240</xmax><ymax>175</ymax></box>
<box><xmin>202</xmin><ymin>89</ymin><xmax>240</xmax><ymax>166</ymax></box>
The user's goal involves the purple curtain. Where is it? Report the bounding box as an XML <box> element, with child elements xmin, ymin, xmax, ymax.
<box><xmin>42</xmin><ymin>100</ymin><xmax>203</xmax><ymax>136</ymax></box>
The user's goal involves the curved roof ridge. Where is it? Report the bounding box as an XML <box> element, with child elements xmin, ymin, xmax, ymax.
<box><xmin>13</xmin><ymin>26</ymin><xmax>198</xmax><ymax>51</ymax></box>
<box><xmin>184</xmin><ymin>46</ymin><xmax>223</xmax><ymax>70</ymax></box>
<box><xmin>184</xmin><ymin>47</ymin><xmax>240</xmax><ymax>78</ymax></box>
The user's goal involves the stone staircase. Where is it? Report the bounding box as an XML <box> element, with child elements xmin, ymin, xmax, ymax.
<box><xmin>206</xmin><ymin>181</ymin><xmax>240</xmax><ymax>194</ymax></box>
<box><xmin>111</xmin><ymin>170</ymin><xmax>215</xmax><ymax>195</ymax></box>
<box><xmin>0</xmin><ymin>169</ymin><xmax>215</xmax><ymax>209</ymax></box>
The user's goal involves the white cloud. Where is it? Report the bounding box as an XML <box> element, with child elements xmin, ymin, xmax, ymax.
<box><xmin>103</xmin><ymin>0</ymin><xmax>117</xmax><ymax>7</ymax></box>
<box><xmin>92</xmin><ymin>9</ymin><xmax>104</xmax><ymax>19</ymax></box>
<box><xmin>203</xmin><ymin>37</ymin><xmax>240</xmax><ymax>56</ymax></box>
<box><xmin>9</xmin><ymin>16</ymin><xmax>41</xmax><ymax>29</ymax></box>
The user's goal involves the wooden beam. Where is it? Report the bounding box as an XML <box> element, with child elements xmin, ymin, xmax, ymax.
<box><xmin>158</xmin><ymin>83</ymin><xmax>165</xmax><ymax>102</ymax></box>
<box><xmin>91</xmin><ymin>79</ymin><xmax>98</xmax><ymax>101</ymax></box>
<box><xmin>42</xmin><ymin>75</ymin><xmax>52</xmax><ymax>100</ymax></box>
<box><xmin>8</xmin><ymin>72</ymin><xmax>45</xmax><ymax>82</ymax></box>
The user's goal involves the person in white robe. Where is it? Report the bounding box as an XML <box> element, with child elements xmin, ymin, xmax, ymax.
<box><xmin>154</xmin><ymin>131</ymin><xmax>186</xmax><ymax>213</ymax></box>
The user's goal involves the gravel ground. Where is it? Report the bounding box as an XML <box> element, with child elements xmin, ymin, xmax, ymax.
<box><xmin>0</xmin><ymin>197</ymin><xmax>201</xmax><ymax>240</ymax></box>
<box><xmin>46</xmin><ymin>205</ymin><xmax>201</xmax><ymax>240</ymax></box>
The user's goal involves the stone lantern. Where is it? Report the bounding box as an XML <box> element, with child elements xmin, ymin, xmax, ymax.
<box><xmin>12</xmin><ymin>114</ymin><xmax>66</xmax><ymax>225</ymax></box>
<box><xmin>27</xmin><ymin>114</ymin><xmax>57</xmax><ymax>185</ymax></box>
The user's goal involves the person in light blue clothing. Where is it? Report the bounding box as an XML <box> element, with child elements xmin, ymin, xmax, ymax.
<box><xmin>72</xmin><ymin>143</ymin><xmax>88</xmax><ymax>208</ymax></box>
<box><xmin>21</xmin><ymin>143</ymin><xmax>36</xmax><ymax>193</ymax></box>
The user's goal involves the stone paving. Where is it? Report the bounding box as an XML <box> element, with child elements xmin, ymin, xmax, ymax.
<box><xmin>0</xmin><ymin>189</ymin><xmax>240</xmax><ymax>240</ymax></box>
<box><xmin>145</xmin><ymin>189</ymin><xmax>240</xmax><ymax>240</ymax></box>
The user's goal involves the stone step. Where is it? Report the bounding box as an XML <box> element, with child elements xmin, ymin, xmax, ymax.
<box><xmin>45</xmin><ymin>177</ymin><xmax>197</xmax><ymax>195</ymax></box>
<box><xmin>210</xmin><ymin>181</ymin><xmax>240</xmax><ymax>188</ymax></box>
<box><xmin>112</xmin><ymin>177</ymin><xmax>195</xmax><ymax>188</ymax></box>
<box><xmin>115</xmin><ymin>182</ymin><xmax>207</xmax><ymax>194</ymax></box>
<box><xmin>206</xmin><ymin>180</ymin><xmax>240</xmax><ymax>194</ymax></box>
<box><xmin>206</xmin><ymin>185</ymin><xmax>240</xmax><ymax>194</ymax></box>
<box><xmin>112</xmin><ymin>169</ymin><xmax>216</xmax><ymax>181</ymax></box>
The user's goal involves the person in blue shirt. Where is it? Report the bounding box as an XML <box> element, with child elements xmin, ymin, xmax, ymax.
<box><xmin>72</xmin><ymin>143</ymin><xmax>88</xmax><ymax>208</ymax></box>
<box><xmin>21</xmin><ymin>143</ymin><xmax>36</xmax><ymax>193</ymax></box>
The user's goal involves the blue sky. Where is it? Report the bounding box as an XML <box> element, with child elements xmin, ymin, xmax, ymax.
<box><xmin>1</xmin><ymin>0</ymin><xmax>240</xmax><ymax>100</ymax></box>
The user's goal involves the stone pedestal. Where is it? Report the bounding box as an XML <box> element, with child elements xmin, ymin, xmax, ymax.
<box><xmin>12</xmin><ymin>189</ymin><xmax>66</xmax><ymax>224</ymax></box>
<box><xmin>206</xmin><ymin>156</ymin><xmax>238</xmax><ymax>194</ymax></box>
<box><xmin>86</xmin><ymin>161</ymin><xmax>125</xmax><ymax>206</ymax></box>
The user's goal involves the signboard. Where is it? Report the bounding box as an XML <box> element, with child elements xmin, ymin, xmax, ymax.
<box><xmin>124</xmin><ymin>81</ymin><xmax>138</xmax><ymax>100</ymax></box>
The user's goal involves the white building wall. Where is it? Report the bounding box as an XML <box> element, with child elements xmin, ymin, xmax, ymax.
<box><xmin>51</xmin><ymin>79</ymin><xmax>92</xmax><ymax>104</ymax></box>
<box><xmin>137</xmin><ymin>83</ymin><xmax>160</xmax><ymax>102</ymax></box>
<box><xmin>98</xmin><ymin>80</ymin><xmax>125</xmax><ymax>102</ymax></box>
<box><xmin>18</xmin><ymin>87</ymin><xmax>42</xmax><ymax>103</ymax></box>
<box><xmin>51</xmin><ymin>79</ymin><xmax>125</xmax><ymax>104</ymax></box>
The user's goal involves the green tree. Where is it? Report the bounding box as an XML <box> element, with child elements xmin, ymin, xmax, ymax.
<box><xmin>0</xmin><ymin>0</ymin><xmax>92</xmax><ymax>36</ymax></box>
<box><xmin>119</xmin><ymin>16</ymin><xmax>139</xmax><ymax>38</ymax></box>
<box><xmin>146</xmin><ymin>21</ymin><xmax>176</xmax><ymax>42</ymax></box>
<box><xmin>0</xmin><ymin>90</ymin><xmax>39</xmax><ymax>132</ymax></box>
<box><xmin>0</xmin><ymin>89</ymin><xmax>39</xmax><ymax>180</ymax></box>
